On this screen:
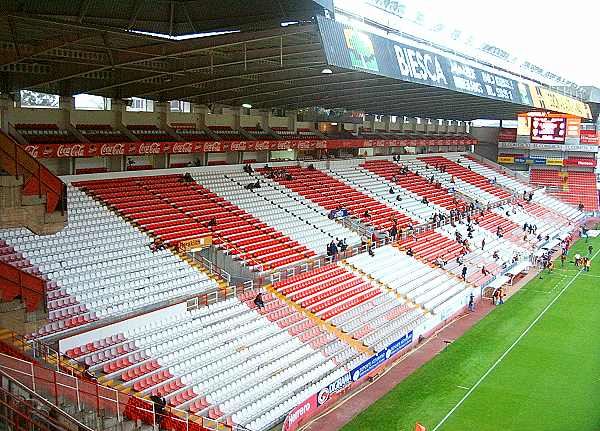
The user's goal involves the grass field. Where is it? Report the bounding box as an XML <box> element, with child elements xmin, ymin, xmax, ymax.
<box><xmin>342</xmin><ymin>235</ymin><xmax>600</xmax><ymax>431</ymax></box>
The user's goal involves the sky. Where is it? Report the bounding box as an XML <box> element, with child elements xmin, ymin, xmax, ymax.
<box><xmin>342</xmin><ymin>0</ymin><xmax>598</xmax><ymax>87</ymax></box>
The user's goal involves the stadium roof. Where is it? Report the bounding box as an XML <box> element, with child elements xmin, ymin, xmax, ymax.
<box><xmin>0</xmin><ymin>0</ymin><xmax>333</xmax><ymax>36</ymax></box>
<box><xmin>0</xmin><ymin>3</ymin><xmax>589</xmax><ymax>120</ymax></box>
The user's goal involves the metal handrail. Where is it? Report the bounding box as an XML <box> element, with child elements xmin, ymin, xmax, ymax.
<box><xmin>0</xmin><ymin>129</ymin><xmax>66</xmax><ymax>214</ymax></box>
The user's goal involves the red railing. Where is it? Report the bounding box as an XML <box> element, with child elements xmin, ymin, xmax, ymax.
<box><xmin>0</xmin><ymin>130</ymin><xmax>66</xmax><ymax>214</ymax></box>
<box><xmin>0</xmin><ymin>260</ymin><xmax>46</xmax><ymax>312</ymax></box>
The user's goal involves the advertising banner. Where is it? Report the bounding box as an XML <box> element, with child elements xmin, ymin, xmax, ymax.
<box><xmin>563</xmin><ymin>158</ymin><xmax>597</xmax><ymax>167</ymax></box>
<box><xmin>497</xmin><ymin>156</ymin><xmax>515</xmax><ymax>164</ymax></box>
<box><xmin>282</xmin><ymin>393</ymin><xmax>318</xmax><ymax>431</ymax></box>
<box><xmin>317</xmin><ymin>16</ymin><xmax>592</xmax><ymax>118</ymax></box>
<box><xmin>22</xmin><ymin>138</ymin><xmax>476</xmax><ymax>159</ymax></box>
<box><xmin>318</xmin><ymin>16</ymin><xmax>526</xmax><ymax>105</ymax></box>
<box><xmin>283</xmin><ymin>330</ymin><xmax>414</xmax><ymax>431</ymax></box>
<box><xmin>528</xmin><ymin>84</ymin><xmax>592</xmax><ymax>119</ymax></box>
<box><xmin>580</xmin><ymin>129</ymin><xmax>599</xmax><ymax>145</ymax></box>
<box><xmin>545</xmin><ymin>158</ymin><xmax>564</xmax><ymax>166</ymax></box>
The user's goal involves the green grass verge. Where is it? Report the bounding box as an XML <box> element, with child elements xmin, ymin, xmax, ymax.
<box><xmin>342</xmin><ymin>235</ymin><xmax>600</xmax><ymax>431</ymax></box>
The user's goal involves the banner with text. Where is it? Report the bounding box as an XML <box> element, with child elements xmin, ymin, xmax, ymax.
<box><xmin>22</xmin><ymin>138</ymin><xmax>476</xmax><ymax>159</ymax></box>
<box><xmin>317</xmin><ymin>16</ymin><xmax>592</xmax><ymax>118</ymax></box>
<box><xmin>283</xmin><ymin>330</ymin><xmax>413</xmax><ymax>431</ymax></box>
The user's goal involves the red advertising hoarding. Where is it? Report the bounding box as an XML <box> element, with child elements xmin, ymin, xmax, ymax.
<box><xmin>22</xmin><ymin>138</ymin><xmax>477</xmax><ymax>159</ymax></box>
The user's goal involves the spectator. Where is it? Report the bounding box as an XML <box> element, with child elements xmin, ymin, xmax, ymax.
<box><xmin>481</xmin><ymin>266</ymin><xmax>489</xmax><ymax>276</ymax></box>
<box><xmin>149</xmin><ymin>395</ymin><xmax>167</xmax><ymax>427</ymax></box>
<box><xmin>389</xmin><ymin>187</ymin><xmax>395</xmax><ymax>194</ymax></box>
<box><xmin>481</xmin><ymin>238</ymin><xmax>485</xmax><ymax>250</ymax></box>
<box><xmin>421</xmin><ymin>196</ymin><xmax>429</xmax><ymax>205</ymax></box>
<box><xmin>207</xmin><ymin>217</ymin><xmax>217</xmax><ymax>229</ymax></box>
<box><xmin>181</xmin><ymin>172</ymin><xmax>194</xmax><ymax>182</ymax></box>
<box><xmin>435</xmin><ymin>257</ymin><xmax>446</xmax><ymax>268</ymax></box>
<box><xmin>389</xmin><ymin>224</ymin><xmax>398</xmax><ymax>241</ymax></box>
<box><xmin>338</xmin><ymin>238</ymin><xmax>347</xmax><ymax>252</ymax></box>
<box><xmin>253</xmin><ymin>179</ymin><xmax>261</xmax><ymax>189</ymax></box>
<box><xmin>461</xmin><ymin>265</ymin><xmax>468</xmax><ymax>280</ymax></box>
<box><xmin>396</xmin><ymin>195</ymin><xmax>403</xmax><ymax>202</ymax></box>
<box><xmin>578</xmin><ymin>202</ymin><xmax>584</xmax><ymax>211</ymax></box>
<box><xmin>307</xmin><ymin>163</ymin><xmax>315</xmax><ymax>170</ymax></box>
<box><xmin>363</xmin><ymin>210</ymin><xmax>371</xmax><ymax>219</ymax></box>
<box><xmin>406</xmin><ymin>248</ymin><xmax>414</xmax><ymax>257</ymax></box>
<box><xmin>468</xmin><ymin>292</ymin><xmax>475</xmax><ymax>312</ymax></box>
<box><xmin>253</xmin><ymin>292</ymin><xmax>265</xmax><ymax>309</ymax></box>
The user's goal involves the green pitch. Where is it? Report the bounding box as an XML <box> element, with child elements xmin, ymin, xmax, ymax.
<box><xmin>343</xmin><ymin>235</ymin><xmax>600</xmax><ymax>431</ymax></box>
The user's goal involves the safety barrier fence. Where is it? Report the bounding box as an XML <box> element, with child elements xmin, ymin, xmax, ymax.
<box><xmin>0</xmin><ymin>347</ymin><xmax>243</xmax><ymax>431</ymax></box>
<box><xmin>0</xmin><ymin>368</ymin><xmax>95</xmax><ymax>431</ymax></box>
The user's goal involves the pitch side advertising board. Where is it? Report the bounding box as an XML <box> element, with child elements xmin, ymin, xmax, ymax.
<box><xmin>282</xmin><ymin>330</ymin><xmax>414</xmax><ymax>431</ymax></box>
<box><xmin>317</xmin><ymin>16</ymin><xmax>592</xmax><ymax>118</ymax></box>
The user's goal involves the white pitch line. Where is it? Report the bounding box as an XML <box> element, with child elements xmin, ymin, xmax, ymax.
<box><xmin>431</xmin><ymin>247</ymin><xmax>600</xmax><ymax>431</ymax></box>
<box><xmin>456</xmin><ymin>385</ymin><xmax>470</xmax><ymax>390</ymax></box>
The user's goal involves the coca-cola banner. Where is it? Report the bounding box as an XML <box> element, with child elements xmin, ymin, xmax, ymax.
<box><xmin>22</xmin><ymin>138</ymin><xmax>477</xmax><ymax>159</ymax></box>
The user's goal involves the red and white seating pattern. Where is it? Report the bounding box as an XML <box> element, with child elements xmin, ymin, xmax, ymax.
<box><xmin>265</xmin><ymin>166</ymin><xmax>416</xmax><ymax>230</ymax></box>
<box><xmin>193</xmin><ymin>170</ymin><xmax>361</xmax><ymax>254</ymax></box>
<box><xmin>325</xmin><ymin>163</ymin><xmax>443</xmax><ymax>222</ymax></box>
<box><xmin>272</xmin><ymin>263</ymin><xmax>426</xmax><ymax>350</ymax></box>
<box><xmin>66</xmin><ymin>295</ymin><xmax>365</xmax><ymax>431</ymax></box>
<box><xmin>347</xmin><ymin>246</ymin><xmax>469</xmax><ymax>313</ymax></box>
<box><xmin>0</xmin><ymin>187</ymin><xmax>217</xmax><ymax>339</ymax></box>
<box><xmin>419</xmin><ymin>156</ymin><xmax>512</xmax><ymax>201</ymax></box>
<box><xmin>361</xmin><ymin>159</ymin><xmax>466</xmax><ymax>211</ymax></box>
<box><xmin>79</xmin><ymin>175</ymin><xmax>315</xmax><ymax>270</ymax></box>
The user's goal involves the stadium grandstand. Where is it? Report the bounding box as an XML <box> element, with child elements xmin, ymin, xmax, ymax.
<box><xmin>0</xmin><ymin>1</ymin><xmax>599</xmax><ymax>431</ymax></box>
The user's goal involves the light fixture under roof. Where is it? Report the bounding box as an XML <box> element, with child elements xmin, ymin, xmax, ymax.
<box><xmin>321</xmin><ymin>68</ymin><xmax>333</xmax><ymax>74</ymax></box>
<box><xmin>241</xmin><ymin>103</ymin><xmax>252</xmax><ymax>109</ymax></box>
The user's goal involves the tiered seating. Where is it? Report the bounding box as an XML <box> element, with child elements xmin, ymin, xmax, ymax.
<box><xmin>243</xmin><ymin>127</ymin><xmax>276</xmax><ymax>140</ymax></box>
<box><xmin>272</xmin><ymin>264</ymin><xmax>425</xmax><ymax>350</ymax></box>
<box><xmin>473</xmin><ymin>211</ymin><xmax>525</xmax><ymax>244</ymax></box>
<box><xmin>13</xmin><ymin>123</ymin><xmax>80</xmax><ymax>144</ymax></box>
<box><xmin>325</xmin><ymin>164</ymin><xmax>436</xmax><ymax>223</ymax></box>
<box><xmin>395</xmin><ymin>229</ymin><xmax>464</xmax><ymax>262</ymax></box>
<box><xmin>126</xmin><ymin>124</ymin><xmax>173</xmax><ymax>142</ymax></box>
<box><xmin>361</xmin><ymin>160</ymin><xmax>466</xmax><ymax>211</ymax></box>
<box><xmin>460</xmin><ymin>154</ymin><xmax>532</xmax><ymax>193</ymax></box>
<box><xmin>76</xmin><ymin>295</ymin><xmax>365</xmax><ymax>431</ymax></box>
<box><xmin>194</xmin><ymin>171</ymin><xmax>361</xmax><ymax>254</ymax></box>
<box><xmin>349</xmin><ymin>245</ymin><xmax>470</xmax><ymax>312</ymax></box>
<box><xmin>271</xmin><ymin>127</ymin><xmax>322</xmax><ymax>140</ymax></box>
<box><xmin>420</xmin><ymin>156</ymin><xmax>512</xmax><ymax>201</ymax></box>
<box><xmin>324</xmin><ymin>130</ymin><xmax>356</xmax><ymax>139</ymax></box>
<box><xmin>531</xmin><ymin>169</ymin><xmax>598</xmax><ymax>210</ymax></box>
<box><xmin>0</xmin><ymin>239</ymin><xmax>42</xmax><ymax>276</ymax></box>
<box><xmin>0</xmin><ymin>186</ymin><xmax>217</xmax><ymax>338</ymax></box>
<box><xmin>81</xmin><ymin>174</ymin><xmax>315</xmax><ymax>270</ymax></box>
<box><xmin>266</xmin><ymin>166</ymin><xmax>415</xmax><ymax>230</ymax></box>
<box><xmin>75</xmin><ymin>124</ymin><xmax>131</xmax><ymax>143</ymax></box>
<box><xmin>170</xmin><ymin>123</ymin><xmax>209</xmax><ymax>141</ymax></box>
<box><xmin>208</xmin><ymin>126</ymin><xmax>246</xmax><ymax>141</ymax></box>
<box><xmin>78</xmin><ymin>176</ymin><xmax>210</xmax><ymax>246</ymax></box>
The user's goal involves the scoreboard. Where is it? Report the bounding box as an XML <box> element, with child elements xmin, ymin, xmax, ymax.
<box><xmin>530</xmin><ymin>116</ymin><xmax>566</xmax><ymax>143</ymax></box>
